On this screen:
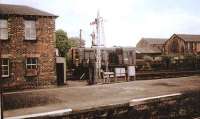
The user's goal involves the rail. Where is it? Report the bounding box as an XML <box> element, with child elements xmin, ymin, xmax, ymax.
<box><xmin>136</xmin><ymin>70</ymin><xmax>200</xmax><ymax>80</ymax></box>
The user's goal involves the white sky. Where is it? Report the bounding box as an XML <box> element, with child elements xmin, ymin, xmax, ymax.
<box><xmin>1</xmin><ymin>0</ymin><xmax>200</xmax><ymax>47</ymax></box>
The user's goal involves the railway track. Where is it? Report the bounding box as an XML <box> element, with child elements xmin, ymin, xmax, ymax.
<box><xmin>136</xmin><ymin>70</ymin><xmax>200</xmax><ymax>80</ymax></box>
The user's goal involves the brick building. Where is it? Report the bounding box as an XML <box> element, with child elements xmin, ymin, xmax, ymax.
<box><xmin>136</xmin><ymin>38</ymin><xmax>167</xmax><ymax>58</ymax></box>
<box><xmin>164</xmin><ymin>34</ymin><xmax>200</xmax><ymax>55</ymax></box>
<box><xmin>0</xmin><ymin>4</ymin><xmax>57</xmax><ymax>86</ymax></box>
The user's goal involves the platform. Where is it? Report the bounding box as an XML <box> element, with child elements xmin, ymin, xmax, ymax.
<box><xmin>3</xmin><ymin>76</ymin><xmax>200</xmax><ymax>118</ymax></box>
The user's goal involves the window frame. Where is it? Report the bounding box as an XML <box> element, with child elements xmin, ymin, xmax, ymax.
<box><xmin>26</xmin><ymin>58</ymin><xmax>38</xmax><ymax>70</ymax></box>
<box><xmin>24</xmin><ymin>20</ymin><xmax>36</xmax><ymax>40</ymax></box>
<box><xmin>0</xmin><ymin>19</ymin><xmax>8</xmax><ymax>40</ymax></box>
<box><xmin>1</xmin><ymin>58</ymin><xmax>10</xmax><ymax>78</ymax></box>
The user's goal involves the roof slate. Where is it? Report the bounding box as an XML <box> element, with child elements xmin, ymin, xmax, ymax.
<box><xmin>0</xmin><ymin>4</ymin><xmax>57</xmax><ymax>17</ymax></box>
<box><xmin>176</xmin><ymin>34</ymin><xmax>200</xmax><ymax>42</ymax></box>
<box><xmin>140</xmin><ymin>38</ymin><xmax>168</xmax><ymax>45</ymax></box>
<box><xmin>136</xmin><ymin>38</ymin><xmax>167</xmax><ymax>54</ymax></box>
<box><xmin>136</xmin><ymin>47</ymin><xmax>161</xmax><ymax>54</ymax></box>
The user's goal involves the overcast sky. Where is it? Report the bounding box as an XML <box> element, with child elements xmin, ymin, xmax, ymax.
<box><xmin>1</xmin><ymin>0</ymin><xmax>200</xmax><ymax>47</ymax></box>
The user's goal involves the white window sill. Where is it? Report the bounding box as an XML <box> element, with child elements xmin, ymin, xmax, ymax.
<box><xmin>1</xmin><ymin>75</ymin><xmax>9</xmax><ymax>78</ymax></box>
<box><xmin>0</xmin><ymin>39</ymin><xmax>8</xmax><ymax>40</ymax></box>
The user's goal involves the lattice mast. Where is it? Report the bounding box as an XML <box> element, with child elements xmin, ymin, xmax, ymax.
<box><xmin>90</xmin><ymin>11</ymin><xmax>105</xmax><ymax>82</ymax></box>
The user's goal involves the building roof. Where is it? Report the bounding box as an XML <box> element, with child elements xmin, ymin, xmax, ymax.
<box><xmin>140</xmin><ymin>38</ymin><xmax>168</xmax><ymax>45</ymax></box>
<box><xmin>136</xmin><ymin>38</ymin><xmax>167</xmax><ymax>54</ymax></box>
<box><xmin>175</xmin><ymin>34</ymin><xmax>200</xmax><ymax>42</ymax></box>
<box><xmin>0</xmin><ymin>4</ymin><xmax>57</xmax><ymax>17</ymax></box>
<box><xmin>136</xmin><ymin>47</ymin><xmax>161</xmax><ymax>54</ymax></box>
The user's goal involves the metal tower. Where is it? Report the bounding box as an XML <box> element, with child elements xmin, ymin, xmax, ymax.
<box><xmin>90</xmin><ymin>11</ymin><xmax>105</xmax><ymax>83</ymax></box>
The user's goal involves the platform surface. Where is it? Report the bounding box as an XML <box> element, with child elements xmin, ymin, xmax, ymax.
<box><xmin>3</xmin><ymin>76</ymin><xmax>200</xmax><ymax>118</ymax></box>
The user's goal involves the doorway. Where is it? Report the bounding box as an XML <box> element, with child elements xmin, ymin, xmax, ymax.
<box><xmin>56</xmin><ymin>63</ymin><xmax>64</xmax><ymax>85</ymax></box>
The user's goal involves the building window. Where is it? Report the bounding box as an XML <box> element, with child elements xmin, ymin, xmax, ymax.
<box><xmin>108</xmin><ymin>52</ymin><xmax>119</xmax><ymax>65</ymax></box>
<box><xmin>1</xmin><ymin>59</ymin><xmax>9</xmax><ymax>77</ymax></box>
<box><xmin>0</xmin><ymin>19</ymin><xmax>8</xmax><ymax>40</ymax></box>
<box><xmin>26</xmin><ymin>58</ymin><xmax>37</xmax><ymax>69</ymax></box>
<box><xmin>25</xmin><ymin>20</ymin><xmax>36</xmax><ymax>40</ymax></box>
<box><xmin>171</xmin><ymin>40</ymin><xmax>179</xmax><ymax>53</ymax></box>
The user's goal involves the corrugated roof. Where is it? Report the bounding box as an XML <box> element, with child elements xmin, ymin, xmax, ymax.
<box><xmin>141</xmin><ymin>38</ymin><xmax>168</xmax><ymax>45</ymax></box>
<box><xmin>0</xmin><ymin>4</ymin><xmax>57</xmax><ymax>17</ymax></box>
<box><xmin>176</xmin><ymin>34</ymin><xmax>200</xmax><ymax>42</ymax></box>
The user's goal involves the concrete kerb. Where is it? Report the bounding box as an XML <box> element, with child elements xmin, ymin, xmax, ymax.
<box><xmin>129</xmin><ymin>93</ymin><xmax>182</xmax><ymax>106</ymax></box>
<box><xmin>5</xmin><ymin>108</ymin><xmax>72</xmax><ymax>119</ymax></box>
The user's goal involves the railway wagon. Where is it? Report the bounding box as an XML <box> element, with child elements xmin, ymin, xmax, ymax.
<box><xmin>70</xmin><ymin>47</ymin><xmax>136</xmax><ymax>80</ymax></box>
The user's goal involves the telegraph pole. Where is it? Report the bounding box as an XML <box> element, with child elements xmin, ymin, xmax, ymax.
<box><xmin>90</xmin><ymin>11</ymin><xmax>105</xmax><ymax>83</ymax></box>
<box><xmin>79</xmin><ymin>29</ymin><xmax>82</xmax><ymax>48</ymax></box>
<box><xmin>0</xmin><ymin>34</ymin><xmax>3</xmax><ymax>119</ymax></box>
<box><xmin>0</xmin><ymin>0</ymin><xmax>4</xmax><ymax>117</ymax></box>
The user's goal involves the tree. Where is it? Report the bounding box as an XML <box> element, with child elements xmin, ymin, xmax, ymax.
<box><xmin>69</xmin><ymin>37</ymin><xmax>85</xmax><ymax>48</ymax></box>
<box><xmin>55</xmin><ymin>29</ymin><xmax>70</xmax><ymax>57</ymax></box>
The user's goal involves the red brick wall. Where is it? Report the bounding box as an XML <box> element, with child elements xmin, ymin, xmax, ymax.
<box><xmin>164</xmin><ymin>35</ymin><xmax>200</xmax><ymax>54</ymax></box>
<box><xmin>1</xmin><ymin>16</ymin><xmax>56</xmax><ymax>85</ymax></box>
<box><xmin>164</xmin><ymin>36</ymin><xmax>185</xmax><ymax>54</ymax></box>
